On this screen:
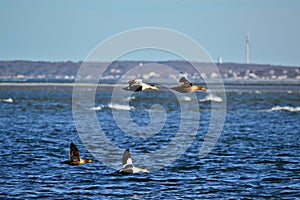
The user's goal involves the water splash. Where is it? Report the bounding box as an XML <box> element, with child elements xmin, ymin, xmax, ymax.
<box><xmin>0</xmin><ymin>98</ymin><xmax>13</xmax><ymax>103</ymax></box>
<box><xmin>268</xmin><ymin>106</ymin><xmax>300</xmax><ymax>112</ymax></box>
<box><xmin>199</xmin><ymin>93</ymin><xmax>222</xmax><ymax>103</ymax></box>
<box><xmin>108</xmin><ymin>103</ymin><xmax>134</xmax><ymax>111</ymax></box>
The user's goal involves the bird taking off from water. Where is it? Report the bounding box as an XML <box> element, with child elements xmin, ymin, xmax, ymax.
<box><xmin>116</xmin><ymin>149</ymin><xmax>149</xmax><ymax>174</ymax></box>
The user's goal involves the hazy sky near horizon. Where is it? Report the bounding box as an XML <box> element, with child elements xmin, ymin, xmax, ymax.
<box><xmin>0</xmin><ymin>0</ymin><xmax>299</xmax><ymax>66</ymax></box>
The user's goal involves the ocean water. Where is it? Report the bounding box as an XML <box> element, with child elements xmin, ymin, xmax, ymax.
<box><xmin>0</xmin><ymin>83</ymin><xmax>299</xmax><ymax>199</ymax></box>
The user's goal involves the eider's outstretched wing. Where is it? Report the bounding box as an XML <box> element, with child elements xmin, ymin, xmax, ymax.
<box><xmin>129</xmin><ymin>79</ymin><xmax>143</xmax><ymax>85</ymax></box>
<box><xmin>122</xmin><ymin>149</ymin><xmax>131</xmax><ymax>166</ymax></box>
<box><xmin>70</xmin><ymin>142</ymin><xmax>80</xmax><ymax>159</ymax></box>
<box><xmin>179</xmin><ymin>77</ymin><xmax>192</xmax><ymax>88</ymax></box>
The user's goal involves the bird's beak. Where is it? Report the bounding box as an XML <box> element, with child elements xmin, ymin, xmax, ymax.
<box><xmin>151</xmin><ymin>85</ymin><xmax>159</xmax><ymax>90</ymax></box>
<box><xmin>200</xmin><ymin>86</ymin><xmax>206</xmax><ymax>91</ymax></box>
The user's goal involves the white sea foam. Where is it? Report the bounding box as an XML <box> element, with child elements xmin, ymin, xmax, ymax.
<box><xmin>268</xmin><ymin>106</ymin><xmax>300</xmax><ymax>112</ymax></box>
<box><xmin>90</xmin><ymin>106</ymin><xmax>103</xmax><ymax>111</ymax></box>
<box><xmin>108</xmin><ymin>103</ymin><xmax>134</xmax><ymax>110</ymax></box>
<box><xmin>199</xmin><ymin>94</ymin><xmax>223</xmax><ymax>103</ymax></box>
<box><xmin>124</xmin><ymin>96</ymin><xmax>135</xmax><ymax>101</ymax></box>
<box><xmin>0</xmin><ymin>98</ymin><xmax>13</xmax><ymax>103</ymax></box>
<box><xmin>180</xmin><ymin>96</ymin><xmax>192</xmax><ymax>102</ymax></box>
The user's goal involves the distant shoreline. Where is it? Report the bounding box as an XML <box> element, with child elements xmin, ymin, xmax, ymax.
<box><xmin>0</xmin><ymin>60</ymin><xmax>299</xmax><ymax>82</ymax></box>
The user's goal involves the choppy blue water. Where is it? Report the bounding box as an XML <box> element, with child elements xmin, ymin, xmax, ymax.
<box><xmin>0</xmin><ymin>83</ymin><xmax>299</xmax><ymax>199</ymax></box>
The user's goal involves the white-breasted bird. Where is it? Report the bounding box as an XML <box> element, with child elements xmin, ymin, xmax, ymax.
<box><xmin>123</xmin><ymin>79</ymin><xmax>158</xmax><ymax>92</ymax></box>
<box><xmin>116</xmin><ymin>149</ymin><xmax>149</xmax><ymax>174</ymax></box>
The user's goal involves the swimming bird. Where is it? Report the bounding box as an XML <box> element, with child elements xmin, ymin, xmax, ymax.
<box><xmin>62</xmin><ymin>142</ymin><xmax>93</xmax><ymax>165</ymax></box>
<box><xmin>123</xmin><ymin>79</ymin><xmax>158</xmax><ymax>92</ymax></box>
<box><xmin>116</xmin><ymin>149</ymin><xmax>149</xmax><ymax>174</ymax></box>
<box><xmin>171</xmin><ymin>77</ymin><xmax>206</xmax><ymax>93</ymax></box>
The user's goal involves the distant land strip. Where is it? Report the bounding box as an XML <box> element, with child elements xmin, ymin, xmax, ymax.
<box><xmin>0</xmin><ymin>60</ymin><xmax>299</xmax><ymax>82</ymax></box>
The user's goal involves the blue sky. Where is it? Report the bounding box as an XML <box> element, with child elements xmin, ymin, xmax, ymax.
<box><xmin>0</xmin><ymin>0</ymin><xmax>299</xmax><ymax>66</ymax></box>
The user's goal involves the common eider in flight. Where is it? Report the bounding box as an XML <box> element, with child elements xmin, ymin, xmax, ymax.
<box><xmin>123</xmin><ymin>79</ymin><xmax>158</xmax><ymax>92</ymax></box>
<box><xmin>171</xmin><ymin>77</ymin><xmax>206</xmax><ymax>93</ymax></box>
<box><xmin>62</xmin><ymin>142</ymin><xmax>93</xmax><ymax>165</ymax></box>
<box><xmin>116</xmin><ymin>149</ymin><xmax>149</xmax><ymax>174</ymax></box>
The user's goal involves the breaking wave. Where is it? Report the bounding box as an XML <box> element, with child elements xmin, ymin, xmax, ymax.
<box><xmin>90</xmin><ymin>106</ymin><xmax>103</xmax><ymax>111</ymax></box>
<box><xmin>199</xmin><ymin>94</ymin><xmax>223</xmax><ymax>103</ymax></box>
<box><xmin>0</xmin><ymin>98</ymin><xmax>14</xmax><ymax>103</ymax></box>
<box><xmin>266</xmin><ymin>106</ymin><xmax>300</xmax><ymax>112</ymax></box>
<box><xmin>180</xmin><ymin>96</ymin><xmax>192</xmax><ymax>102</ymax></box>
<box><xmin>108</xmin><ymin>103</ymin><xmax>134</xmax><ymax>110</ymax></box>
<box><xmin>124</xmin><ymin>96</ymin><xmax>135</xmax><ymax>101</ymax></box>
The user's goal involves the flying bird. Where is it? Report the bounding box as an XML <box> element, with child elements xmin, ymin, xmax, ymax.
<box><xmin>123</xmin><ymin>79</ymin><xmax>158</xmax><ymax>92</ymax></box>
<box><xmin>62</xmin><ymin>142</ymin><xmax>93</xmax><ymax>165</ymax></box>
<box><xmin>171</xmin><ymin>77</ymin><xmax>206</xmax><ymax>93</ymax></box>
<box><xmin>116</xmin><ymin>149</ymin><xmax>149</xmax><ymax>174</ymax></box>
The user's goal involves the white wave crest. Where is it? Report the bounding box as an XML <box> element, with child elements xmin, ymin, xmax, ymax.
<box><xmin>108</xmin><ymin>103</ymin><xmax>134</xmax><ymax>111</ymax></box>
<box><xmin>269</xmin><ymin>106</ymin><xmax>300</xmax><ymax>112</ymax></box>
<box><xmin>124</xmin><ymin>96</ymin><xmax>135</xmax><ymax>101</ymax></box>
<box><xmin>180</xmin><ymin>96</ymin><xmax>192</xmax><ymax>102</ymax></box>
<box><xmin>199</xmin><ymin>94</ymin><xmax>223</xmax><ymax>103</ymax></box>
<box><xmin>0</xmin><ymin>98</ymin><xmax>13</xmax><ymax>103</ymax></box>
<box><xmin>90</xmin><ymin>106</ymin><xmax>103</xmax><ymax>111</ymax></box>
